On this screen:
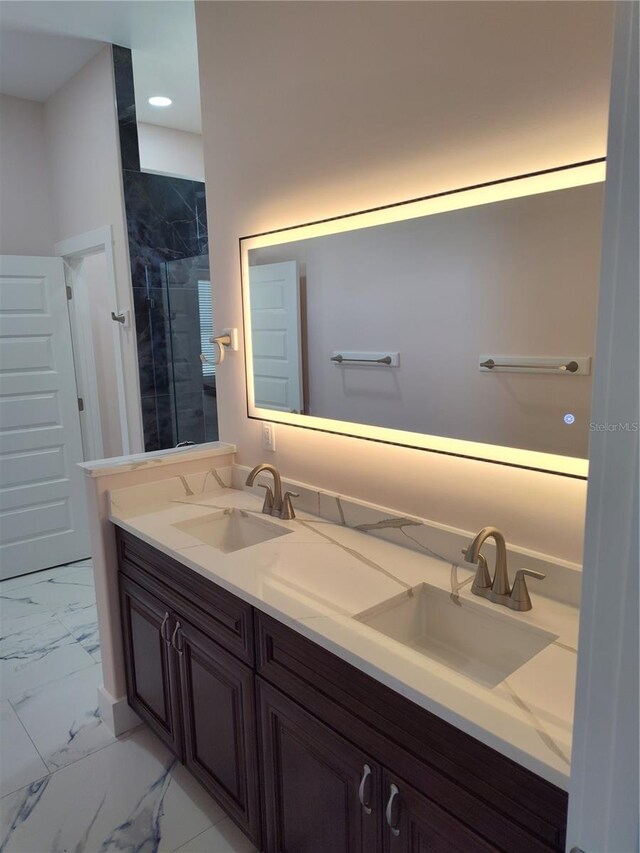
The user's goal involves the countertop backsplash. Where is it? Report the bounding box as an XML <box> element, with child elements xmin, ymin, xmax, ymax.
<box><xmin>231</xmin><ymin>464</ymin><xmax>582</xmax><ymax>609</ymax></box>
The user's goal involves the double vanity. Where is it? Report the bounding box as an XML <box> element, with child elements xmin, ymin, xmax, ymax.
<box><xmin>85</xmin><ymin>443</ymin><xmax>580</xmax><ymax>853</ymax></box>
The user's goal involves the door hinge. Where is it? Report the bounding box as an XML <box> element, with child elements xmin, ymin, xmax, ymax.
<box><xmin>66</xmin><ymin>285</ymin><xmax>72</xmax><ymax>300</ymax></box>
<box><xmin>77</xmin><ymin>397</ymin><xmax>84</xmax><ymax>412</ymax></box>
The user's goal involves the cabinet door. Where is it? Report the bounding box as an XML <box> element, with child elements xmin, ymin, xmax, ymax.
<box><xmin>119</xmin><ymin>575</ymin><xmax>182</xmax><ymax>755</ymax></box>
<box><xmin>258</xmin><ymin>679</ymin><xmax>381</xmax><ymax>853</ymax></box>
<box><xmin>174</xmin><ymin>618</ymin><xmax>261</xmax><ymax>846</ymax></box>
<box><xmin>382</xmin><ymin>772</ymin><xmax>496</xmax><ymax>853</ymax></box>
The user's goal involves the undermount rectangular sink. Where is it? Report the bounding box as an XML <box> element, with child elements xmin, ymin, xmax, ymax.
<box><xmin>173</xmin><ymin>508</ymin><xmax>292</xmax><ymax>554</ymax></box>
<box><xmin>354</xmin><ymin>583</ymin><xmax>557</xmax><ymax>688</ymax></box>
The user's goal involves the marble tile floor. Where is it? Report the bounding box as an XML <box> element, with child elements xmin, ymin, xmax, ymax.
<box><xmin>0</xmin><ymin>560</ymin><xmax>258</xmax><ymax>853</ymax></box>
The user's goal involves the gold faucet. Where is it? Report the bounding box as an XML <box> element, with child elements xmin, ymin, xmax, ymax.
<box><xmin>245</xmin><ymin>463</ymin><xmax>298</xmax><ymax>520</ymax></box>
<box><xmin>463</xmin><ymin>526</ymin><xmax>545</xmax><ymax>611</ymax></box>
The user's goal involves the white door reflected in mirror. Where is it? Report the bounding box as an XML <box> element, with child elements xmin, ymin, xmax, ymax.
<box><xmin>249</xmin><ymin>261</ymin><xmax>304</xmax><ymax>415</ymax></box>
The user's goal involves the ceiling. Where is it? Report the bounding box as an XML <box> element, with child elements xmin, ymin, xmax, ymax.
<box><xmin>0</xmin><ymin>0</ymin><xmax>202</xmax><ymax>133</ymax></box>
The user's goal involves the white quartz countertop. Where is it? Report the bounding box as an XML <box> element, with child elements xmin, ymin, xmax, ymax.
<box><xmin>109</xmin><ymin>480</ymin><xmax>577</xmax><ymax>789</ymax></box>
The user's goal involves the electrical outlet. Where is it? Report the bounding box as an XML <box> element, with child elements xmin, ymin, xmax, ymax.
<box><xmin>262</xmin><ymin>422</ymin><xmax>276</xmax><ymax>452</ymax></box>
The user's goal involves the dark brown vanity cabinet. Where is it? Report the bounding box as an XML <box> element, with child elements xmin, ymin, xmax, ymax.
<box><xmin>117</xmin><ymin>529</ymin><xmax>568</xmax><ymax>853</ymax></box>
<box><xmin>254</xmin><ymin>613</ymin><xmax>568</xmax><ymax>853</ymax></box>
<box><xmin>257</xmin><ymin>678</ymin><xmax>381</xmax><ymax>852</ymax></box>
<box><xmin>256</xmin><ymin>679</ymin><xmax>497</xmax><ymax>853</ymax></box>
<box><xmin>117</xmin><ymin>532</ymin><xmax>261</xmax><ymax>846</ymax></box>
<box><xmin>175</xmin><ymin>617</ymin><xmax>261</xmax><ymax>840</ymax></box>
<box><xmin>120</xmin><ymin>575</ymin><xmax>182</xmax><ymax>754</ymax></box>
<box><xmin>381</xmin><ymin>772</ymin><xmax>497</xmax><ymax>853</ymax></box>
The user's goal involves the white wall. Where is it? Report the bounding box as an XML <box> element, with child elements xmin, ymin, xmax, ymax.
<box><xmin>138</xmin><ymin>122</ymin><xmax>205</xmax><ymax>182</ymax></box>
<box><xmin>44</xmin><ymin>46</ymin><xmax>143</xmax><ymax>454</ymax></box>
<box><xmin>250</xmin><ymin>182</ymin><xmax>603</xmax><ymax>458</ymax></box>
<box><xmin>0</xmin><ymin>94</ymin><xmax>54</xmax><ymax>255</ymax></box>
<box><xmin>196</xmin><ymin>1</ymin><xmax>614</xmax><ymax>564</ymax></box>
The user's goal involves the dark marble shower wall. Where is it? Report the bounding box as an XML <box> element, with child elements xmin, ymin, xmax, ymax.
<box><xmin>112</xmin><ymin>45</ymin><xmax>213</xmax><ymax>451</ymax></box>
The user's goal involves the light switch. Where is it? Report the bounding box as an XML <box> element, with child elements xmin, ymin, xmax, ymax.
<box><xmin>262</xmin><ymin>422</ymin><xmax>276</xmax><ymax>452</ymax></box>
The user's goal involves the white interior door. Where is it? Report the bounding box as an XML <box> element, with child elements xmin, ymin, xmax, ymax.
<box><xmin>0</xmin><ymin>255</ymin><xmax>90</xmax><ymax>580</ymax></box>
<box><xmin>249</xmin><ymin>261</ymin><xmax>304</xmax><ymax>413</ymax></box>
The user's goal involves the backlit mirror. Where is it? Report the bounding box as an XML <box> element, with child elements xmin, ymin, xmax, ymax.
<box><xmin>240</xmin><ymin>161</ymin><xmax>606</xmax><ymax>477</ymax></box>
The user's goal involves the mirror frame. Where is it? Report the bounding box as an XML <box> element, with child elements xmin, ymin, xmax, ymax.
<box><xmin>240</xmin><ymin>159</ymin><xmax>606</xmax><ymax>479</ymax></box>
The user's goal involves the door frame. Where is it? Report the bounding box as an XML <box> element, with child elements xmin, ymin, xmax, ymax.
<box><xmin>566</xmin><ymin>3</ymin><xmax>639</xmax><ymax>851</ymax></box>
<box><xmin>55</xmin><ymin>226</ymin><xmax>130</xmax><ymax>457</ymax></box>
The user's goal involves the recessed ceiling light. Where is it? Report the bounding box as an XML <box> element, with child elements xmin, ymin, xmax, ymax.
<box><xmin>148</xmin><ymin>96</ymin><xmax>172</xmax><ymax>107</ymax></box>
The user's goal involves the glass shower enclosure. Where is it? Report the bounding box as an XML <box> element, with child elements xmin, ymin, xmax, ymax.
<box><xmin>162</xmin><ymin>254</ymin><xmax>219</xmax><ymax>445</ymax></box>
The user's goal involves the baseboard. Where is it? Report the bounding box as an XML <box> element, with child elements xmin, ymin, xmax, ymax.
<box><xmin>98</xmin><ymin>685</ymin><xmax>142</xmax><ymax>736</ymax></box>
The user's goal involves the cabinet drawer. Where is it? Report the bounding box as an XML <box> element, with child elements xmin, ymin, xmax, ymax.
<box><xmin>255</xmin><ymin>612</ymin><xmax>567</xmax><ymax>852</ymax></box>
<box><xmin>117</xmin><ymin>528</ymin><xmax>254</xmax><ymax>665</ymax></box>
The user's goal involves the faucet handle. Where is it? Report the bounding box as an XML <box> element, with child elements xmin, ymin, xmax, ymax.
<box><xmin>508</xmin><ymin>569</ymin><xmax>545</xmax><ymax>611</ymax></box>
<box><xmin>280</xmin><ymin>491</ymin><xmax>299</xmax><ymax>520</ymax></box>
<box><xmin>461</xmin><ymin>549</ymin><xmax>491</xmax><ymax>593</ymax></box>
<box><xmin>257</xmin><ymin>483</ymin><xmax>274</xmax><ymax>514</ymax></box>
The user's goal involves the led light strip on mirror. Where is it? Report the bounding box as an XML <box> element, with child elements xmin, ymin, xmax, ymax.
<box><xmin>240</xmin><ymin>160</ymin><xmax>606</xmax><ymax>479</ymax></box>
